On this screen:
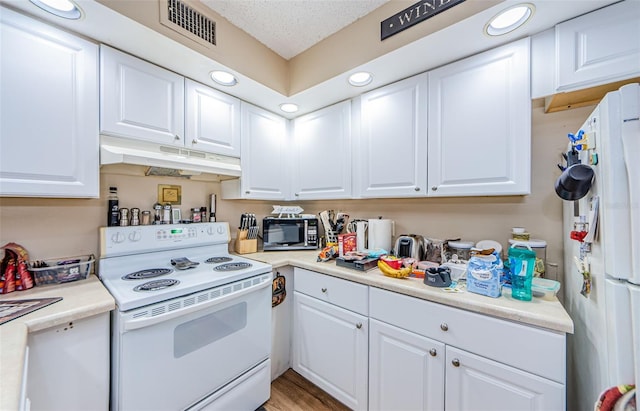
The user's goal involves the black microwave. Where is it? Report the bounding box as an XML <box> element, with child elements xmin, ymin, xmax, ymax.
<box><xmin>262</xmin><ymin>217</ymin><xmax>319</xmax><ymax>251</ymax></box>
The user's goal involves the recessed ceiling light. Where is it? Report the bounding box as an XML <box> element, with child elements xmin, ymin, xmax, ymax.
<box><xmin>210</xmin><ymin>70</ymin><xmax>238</xmax><ymax>86</ymax></box>
<box><xmin>484</xmin><ymin>4</ymin><xmax>534</xmax><ymax>36</ymax></box>
<box><xmin>29</xmin><ymin>0</ymin><xmax>82</xmax><ymax>19</ymax></box>
<box><xmin>279</xmin><ymin>103</ymin><xmax>299</xmax><ymax>113</ymax></box>
<box><xmin>348</xmin><ymin>72</ymin><xmax>373</xmax><ymax>87</ymax></box>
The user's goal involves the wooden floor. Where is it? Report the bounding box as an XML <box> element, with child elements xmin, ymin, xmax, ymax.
<box><xmin>261</xmin><ymin>369</ymin><xmax>351</xmax><ymax>411</ymax></box>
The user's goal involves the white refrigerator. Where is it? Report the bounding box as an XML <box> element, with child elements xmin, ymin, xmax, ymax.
<box><xmin>563</xmin><ymin>83</ymin><xmax>639</xmax><ymax>410</ymax></box>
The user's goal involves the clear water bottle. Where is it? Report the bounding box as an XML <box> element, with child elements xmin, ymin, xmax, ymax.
<box><xmin>107</xmin><ymin>187</ymin><xmax>119</xmax><ymax>226</ymax></box>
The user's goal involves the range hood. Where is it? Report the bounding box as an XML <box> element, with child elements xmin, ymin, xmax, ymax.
<box><xmin>100</xmin><ymin>135</ymin><xmax>241</xmax><ymax>177</ymax></box>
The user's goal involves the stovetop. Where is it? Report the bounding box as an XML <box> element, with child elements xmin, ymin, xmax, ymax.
<box><xmin>99</xmin><ymin>223</ymin><xmax>272</xmax><ymax>311</ymax></box>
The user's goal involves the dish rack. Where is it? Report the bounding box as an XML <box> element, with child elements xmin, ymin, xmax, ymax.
<box><xmin>28</xmin><ymin>254</ymin><xmax>94</xmax><ymax>286</ymax></box>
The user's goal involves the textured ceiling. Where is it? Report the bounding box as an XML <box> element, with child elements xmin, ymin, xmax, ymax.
<box><xmin>200</xmin><ymin>0</ymin><xmax>390</xmax><ymax>60</ymax></box>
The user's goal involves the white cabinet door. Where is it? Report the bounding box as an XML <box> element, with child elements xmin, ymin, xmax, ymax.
<box><xmin>238</xmin><ymin>103</ymin><xmax>289</xmax><ymax>200</ymax></box>
<box><xmin>100</xmin><ymin>45</ymin><xmax>184</xmax><ymax>146</ymax></box>
<box><xmin>428</xmin><ymin>38</ymin><xmax>531</xmax><ymax>197</ymax></box>
<box><xmin>369</xmin><ymin>319</ymin><xmax>445</xmax><ymax>411</ymax></box>
<box><xmin>445</xmin><ymin>346</ymin><xmax>564</xmax><ymax>411</ymax></box>
<box><xmin>292</xmin><ymin>292</ymin><xmax>368</xmax><ymax>410</ymax></box>
<box><xmin>292</xmin><ymin>101</ymin><xmax>352</xmax><ymax>200</ymax></box>
<box><xmin>185</xmin><ymin>79</ymin><xmax>240</xmax><ymax>157</ymax></box>
<box><xmin>26</xmin><ymin>313</ymin><xmax>110</xmax><ymax>410</ymax></box>
<box><xmin>556</xmin><ymin>0</ymin><xmax>640</xmax><ymax>92</ymax></box>
<box><xmin>0</xmin><ymin>7</ymin><xmax>99</xmax><ymax>198</ymax></box>
<box><xmin>357</xmin><ymin>73</ymin><xmax>428</xmax><ymax>198</ymax></box>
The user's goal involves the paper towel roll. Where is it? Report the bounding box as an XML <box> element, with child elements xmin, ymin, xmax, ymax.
<box><xmin>368</xmin><ymin>218</ymin><xmax>393</xmax><ymax>252</ymax></box>
<box><xmin>356</xmin><ymin>221</ymin><xmax>368</xmax><ymax>252</ymax></box>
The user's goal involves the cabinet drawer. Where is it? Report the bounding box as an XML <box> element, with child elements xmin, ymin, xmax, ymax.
<box><xmin>369</xmin><ymin>287</ymin><xmax>565</xmax><ymax>383</ymax></box>
<box><xmin>294</xmin><ymin>268</ymin><xmax>368</xmax><ymax>315</ymax></box>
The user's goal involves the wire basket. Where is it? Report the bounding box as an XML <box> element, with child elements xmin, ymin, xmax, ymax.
<box><xmin>28</xmin><ymin>255</ymin><xmax>94</xmax><ymax>286</ymax></box>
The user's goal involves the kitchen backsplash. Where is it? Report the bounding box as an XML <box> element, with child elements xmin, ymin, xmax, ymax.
<box><xmin>0</xmin><ymin>103</ymin><xmax>594</xmax><ymax>283</ymax></box>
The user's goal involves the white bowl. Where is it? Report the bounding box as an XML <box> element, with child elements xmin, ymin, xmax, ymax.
<box><xmin>475</xmin><ymin>240</ymin><xmax>502</xmax><ymax>256</ymax></box>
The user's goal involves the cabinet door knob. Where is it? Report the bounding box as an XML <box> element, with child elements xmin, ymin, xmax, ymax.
<box><xmin>440</xmin><ymin>323</ymin><xmax>449</xmax><ymax>331</ymax></box>
<box><xmin>429</xmin><ymin>348</ymin><xmax>437</xmax><ymax>357</ymax></box>
<box><xmin>175</xmin><ymin>135</ymin><xmax>181</xmax><ymax>141</ymax></box>
<box><xmin>192</xmin><ymin>139</ymin><xmax>198</xmax><ymax>144</ymax></box>
<box><xmin>431</xmin><ymin>186</ymin><xmax>438</xmax><ymax>191</ymax></box>
<box><xmin>452</xmin><ymin>358</ymin><xmax>460</xmax><ymax>367</ymax></box>
<box><xmin>356</xmin><ymin>323</ymin><xmax>363</xmax><ymax>329</ymax></box>
<box><xmin>295</xmin><ymin>193</ymin><xmax>299</xmax><ymax>196</ymax></box>
<box><xmin>321</xmin><ymin>287</ymin><xmax>327</xmax><ymax>293</ymax></box>
<box><xmin>245</xmin><ymin>191</ymin><xmax>250</xmax><ymax>194</ymax></box>
<box><xmin>414</xmin><ymin>187</ymin><xmax>420</xmax><ymax>191</ymax></box>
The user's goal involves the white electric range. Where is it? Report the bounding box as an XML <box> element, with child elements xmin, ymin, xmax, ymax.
<box><xmin>99</xmin><ymin>222</ymin><xmax>273</xmax><ymax>411</ymax></box>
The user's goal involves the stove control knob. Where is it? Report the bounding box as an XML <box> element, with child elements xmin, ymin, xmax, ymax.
<box><xmin>216</xmin><ymin>225</ymin><xmax>225</xmax><ymax>235</ymax></box>
<box><xmin>128</xmin><ymin>231</ymin><xmax>142</xmax><ymax>242</ymax></box>
<box><xmin>111</xmin><ymin>232</ymin><xmax>125</xmax><ymax>244</ymax></box>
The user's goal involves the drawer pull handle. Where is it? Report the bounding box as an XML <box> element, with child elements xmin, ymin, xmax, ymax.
<box><xmin>440</xmin><ymin>323</ymin><xmax>449</xmax><ymax>331</ymax></box>
<box><xmin>356</xmin><ymin>323</ymin><xmax>363</xmax><ymax>329</ymax></box>
<box><xmin>429</xmin><ymin>348</ymin><xmax>437</xmax><ymax>357</ymax></box>
<box><xmin>175</xmin><ymin>135</ymin><xmax>181</xmax><ymax>141</ymax></box>
<box><xmin>192</xmin><ymin>139</ymin><xmax>198</xmax><ymax>144</ymax></box>
<box><xmin>452</xmin><ymin>358</ymin><xmax>460</xmax><ymax>367</ymax></box>
<box><xmin>321</xmin><ymin>288</ymin><xmax>327</xmax><ymax>293</ymax></box>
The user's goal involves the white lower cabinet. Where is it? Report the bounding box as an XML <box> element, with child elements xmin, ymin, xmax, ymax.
<box><xmin>445</xmin><ymin>346</ymin><xmax>564</xmax><ymax>411</ymax></box>
<box><xmin>369</xmin><ymin>319</ymin><xmax>445</xmax><ymax>411</ymax></box>
<box><xmin>292</xmin><ymin>269</ymin><xmax>368</xmax><ymax>410</ymax></box>
<box><xmin>290</xmin><ymin>269</ymin><xmax>566</xmax><ymax>411</ymax></box>
<box><xmin>26</xmin><ymin>313</ymin><xmax>110</xmax><ymax>410</ymax></box>
<box><xmin>369</xmin><ymin>287</ymin><xmax>566</xmax><ymax>411</ymax></box>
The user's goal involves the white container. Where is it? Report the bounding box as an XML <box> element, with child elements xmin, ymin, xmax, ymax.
<box><xmin>447</xmin><ymin>240</ymin><xmax>474</xmax><ymax>261</ymax></box>
<box><xmin>531</xmin><ymin>278</ymin><xmax>561</xmax><ymax>300</ymax></box>
<box><xmin>508</xmin><ymin>239</ymin><xmax>547</xmax><ymax>276</ymax></box>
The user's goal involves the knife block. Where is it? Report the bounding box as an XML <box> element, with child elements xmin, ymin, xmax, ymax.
<box><xmin>235</xmin><ymin>229</ymin><xmax>257</xmax><ymax>254</ymax></box>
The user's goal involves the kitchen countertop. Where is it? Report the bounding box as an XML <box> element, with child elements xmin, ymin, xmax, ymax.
<box><xmin>242</xmin><ymin>250</ymin><xmax>574</xmax><ymax>334</ymax></box>
<box><xmin>0</xmin><ymin>275</ymin><xmax>115</xmax><ymax>411</ymax></box>
<box><xmin>0</xmin><ymin>251</ymin><xmax>574</xmax><ymax>411</ymax></box>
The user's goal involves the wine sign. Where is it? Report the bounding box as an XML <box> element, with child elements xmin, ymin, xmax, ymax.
<box><xmin>381</xmin><ymin>0</ymin><xmax>466</xmax><ymax>40</ymax></box>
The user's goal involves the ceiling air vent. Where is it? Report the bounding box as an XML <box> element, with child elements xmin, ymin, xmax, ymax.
<box><xmin>160</xmin><ymin>0</ymin><xmax>216</xmax><ymax>48</ymax></box>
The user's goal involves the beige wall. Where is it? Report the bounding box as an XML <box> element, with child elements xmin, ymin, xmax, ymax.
<box><xmin>0</xmin><ymin>103</ymin><xmax>595</xmax><ymax>283</ymax></box>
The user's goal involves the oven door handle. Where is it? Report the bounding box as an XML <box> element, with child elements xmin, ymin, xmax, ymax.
<box><xmin>122</xmin><ymin>278</ymin><xmax>271</xmax><ymax>332</ymax></box>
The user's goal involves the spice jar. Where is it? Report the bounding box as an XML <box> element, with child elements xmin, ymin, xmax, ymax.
<box><xmin>162</xmin><ymin>204</ymin><xmax>172</xmax><ymax>224</ymax></box>
<box><xmin>130</xmin><ymin>208</ymin><xmax>140</xmax><ymax>226</ymax></box>
<box><xmin>141</xmin><ymin>211</ymin><xmax>151</xmax><ymax>225</ymax></box>
<box><xmin>153</xmin><ymin>203</ymin><xmax>162</xmax><ymax>225</ymax></box>
<box><xmin>191</xmin><ymin>208</ymin><xmax>202</xmax><ymax>223</ymax></box>
<box><xmin>119</xmin><ymin>208</ymin><xmax>129</xmax><ymax>226</ymax></box>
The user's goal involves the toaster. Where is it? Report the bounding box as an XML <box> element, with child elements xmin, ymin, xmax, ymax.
<box><xmin>394</xmin><ymin>234</ymin><xmax>426</xmax><ymax>260</ymax></box>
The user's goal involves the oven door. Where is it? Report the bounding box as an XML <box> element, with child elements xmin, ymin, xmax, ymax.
<box><xmin>112</xmin><ymin>273</ymin><xmax>272</xmax><ymax>411</ymax></box>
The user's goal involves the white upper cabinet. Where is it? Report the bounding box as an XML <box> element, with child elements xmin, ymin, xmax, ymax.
<box><xmin>356</xmin><ymin>73</ymin><xmax>428</xmax><ymax>198</ymax></box>
<box><xmin>100</xmin><ymin>45</ymin><xmax>184</xmax><ymax>146</ymax></box>
<box><xmin>427</xmin><ymin>38</ymin><xmax>531</xmax><ymax>197</ymax></box>
<box><xmin>222</xmin><ymin>103</ymin><xmax>289</xmax><ymax>200</ymax></box>
<box><xmin>185</xmin><ymin>79</ymin><xmax>241</xmax><ymax>157</ymax></box>
<box><xmin>0</xmin><ymin>7</ymin><xmax>99</xmax><ymax>198</ymax></box>
<box><xmin>292</xmin><ymin>101</ymin><xmax>352</xmax><ymax>200</ymax></box>
<box><xmin>556</xmin><ymin>0</ymin><xmax>640</xmax><ymax>92</ymax></box>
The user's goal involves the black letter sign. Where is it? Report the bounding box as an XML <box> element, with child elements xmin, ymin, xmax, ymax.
<box><xmin>381</xmin><ymin>0</ymin><xmax>466</xmax><ymax>40</ymax></box>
